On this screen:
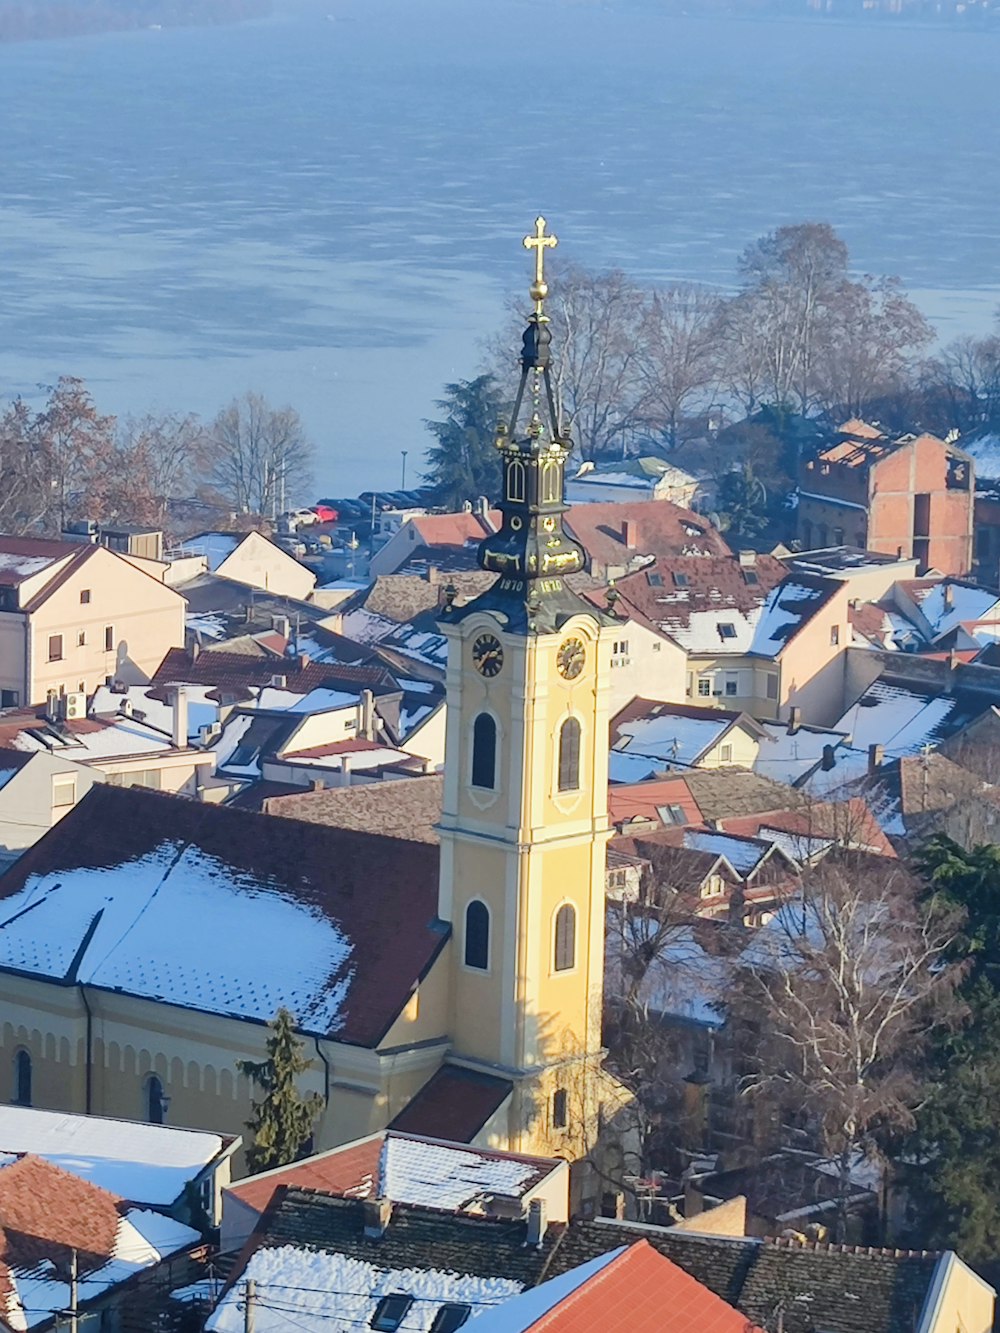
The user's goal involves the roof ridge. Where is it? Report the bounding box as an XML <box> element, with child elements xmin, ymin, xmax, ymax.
<box><xmin>766</xmin><ymin>1235</ymin><xmax>940</xmax><ymax>1258</ymax></box>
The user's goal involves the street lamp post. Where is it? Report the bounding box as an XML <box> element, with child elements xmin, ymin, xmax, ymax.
<box><xmin>401</xmin><ymin>450</ymin><xmax>408</xmax><ymax>490</ymax></box>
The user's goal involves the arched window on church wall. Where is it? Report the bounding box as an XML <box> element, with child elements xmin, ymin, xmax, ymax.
<box><xmin>472</xmin><ymin>714</ymin><xmax>497</xmax><ymax>790</ymax></box>
<box><xmin>553</xmin><ymin>903</ymin><xmax>576</xmax><ymax>972</ymax></box>
<box><xmin>13</xmin><ymin>1050</ymin><xmax>31</xmax><ymax>1107</ymax></box>
<box><xmin>558</xmin><ymin>717</ymin><xmax>581</xmax><ymax>792</ymax></box>
<box><xmin>464</xmin><ymin>900</ymin><xmax>490</xmax><ymax>971</ymax></box>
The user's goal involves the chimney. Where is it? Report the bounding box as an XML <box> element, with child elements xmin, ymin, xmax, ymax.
<box><xmin>121</xmin><ymin>698</ymin><xmax>134</xmax><ymax>720</ymax></box>
<box><xmin>462</xmin><ymin>500</ymin><xmax>473</xmax><ymax>513</ymax></box>
<box><xmin>821</xmin><ymin>744</ymin><xmax>836</xmax><ymax>771</ymax></box>
<box><xmin>363</xmin><ymin>1197</ymin><xmax>392</xmax><ymax>1239</ymax></box>
<box><xmin>526</xmin><ymin>1198</ymin><xmax>547</xmax><ymax>1247</ymax></box>
<box><xmin>425</xmin><ymin>564</ymin><xmax>440</xmax><ymax>586</ymax></box>
<box><xmin>310</xmin><ymin>777</ymin><xmax>324</xmax><ymax>792</ymax></box>
<box><xmin>787</xmin><ymin>706</ymin><xmax>801</xmax><ymax>735</ymax></box>
<box><xmin>476</xmin><ymin>495</ymin><xmax>490</xmax><ymax>519</ymax></box>
<box><xmin>298</xmin><ymin>654</ymin><xmax>310</xmax><ymax>671</ymax></box>
<box><xmin>272</xmin><ymin>614</ymin><xmax>290</xmax><ymax>639</ymax></box>
<box><xmin>683</xmin><ymin>1178</ymin><xmax>705</xmax><ymax>1219</ymax></box>
<box><xmin>739</xmin><ymin>550</ymin><xmax>757</xmax><ymax>568</ymax></box>
<box><xmin>868</xmin><ymin>742</ymin><xmax>884</xmax><ymax>775</ymax></box>
<box><xmin>172</xmin><ymin>687</ymin><xmax>188</xmax><ymax>749</ymax></box>
<box><xmin>360</xmin><ymin>689</ymin><xmax>375</xmax><ymax>740</ymax></box>
<box><xmin>623</xmin><ymin>518</ymin><xmax>639</xmax><ymax>550</ymax></box>
<box><xmin>943</xmin><ymin>583</ymin><xmax>954</xmax><ymax>610</ymax></box>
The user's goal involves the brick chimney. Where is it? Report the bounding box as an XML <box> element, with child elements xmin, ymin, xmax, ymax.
<box><xmin>623</xmin><ymin>518</ymin><xmax>639</xmax><ymax>550</ymax></box>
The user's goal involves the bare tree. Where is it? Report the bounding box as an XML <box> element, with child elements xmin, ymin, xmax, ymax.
<box><xmin>732</xmin><ymin>853</ymin><xmax>963</xmax><ymax>1240</ymax></box>
<box><xmin>811</xmin><ymin>276</ymin><xmax>933</xmax><ymax>419</ymax></box>
<box><xmin>209</xmin><ymin>392</ymin><xmax>314</xmax><ymax>518</ymax></box>
<box><xmin>110</xmin><ymin>411</ymin><xmax>211</xmax><ymax>527</ymax></box>
<box><xmin>36</xmin><ymin>376</ymin><xmax>117</xmax><ymax>530</ymax></box>
<box><xmin>0</xmin><ymin>398</ymin><xmax>50</xmax><ymax>533</ymax></box>
<box><xmin>636</xmin><ymin>284</ymin><xmax>724</xmax><ymax>449</ymax></box>
<box><xmin>923</xmin><ymin>331</ymin><xmax>1000</xmax><ymax>436</ymax></box>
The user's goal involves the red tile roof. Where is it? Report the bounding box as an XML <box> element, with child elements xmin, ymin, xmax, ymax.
<box><xmin>607</xmin><ymin>777</ymin><xmax>704</xmax><ymax>829</ymax></box>
<box><xmin>282</xmin><ymin>738</ymin><xmax>387</xmax><ymax>759</ymax></box>
<box><xmin>389</xmin><ymin>1065</ymin><xmax>513</xmax><ymax>1142</ymax></box>
<box><xmin>228</xmin><ymin>1135</ymin><xmax>385</xmax><ymax>1215</ymax></box>
<box><xmin>0</xmin><ymin>1154</ymin><xmax>122</xmax><ymax>1270</ymax></box>
<box><xmin>717</xmin><ymin>799</ymin><xmax>896</xmax><ymax>858</ymax></box>
<box><xmin>564</xmin><ymin>501</ymin><xmax>730</xmax><ymax>572</ymax></box>
<box><xmin>523</xmin><ymin>1239</ymin><xmax>764</xmax><ymax>1332</ymax></box>
<box><xmin>411</xmin><ymin>511</ymin><xmax>500</xmax><ymax>548</ymax></box>
<box><xmin>0</xmin><ymin>786</ymin><xmax>447</xmax><ymax>1047</ymax></box>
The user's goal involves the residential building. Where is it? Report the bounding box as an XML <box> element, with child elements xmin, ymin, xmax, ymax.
<box><xmin>780</xmin><ymin>545</ymin><xmax>920</xmax><ymax>603</ymax></box>
<box><xmin>0</xmin><ymin>1103</ymin><xmax>239</xmax><ymax>1228</ymax></box>
<box><xmin>219</xmin><ymin>1130</ymin><xmax>569</xmax><ymax>1253</ymax></box>
<box><xmin>565</xmin><ymin>456</ymin><xmax>700</xmax><ymax>507</ymax></box>
<box><xmin>609</xmin><ymin>555</ymin><xmax>851</xmax><ymax>725</ymax></box>
<box><xmin>0</xmin><ymin>1153</ymin><xmax>204</xmax><ymax>1331</ymax></box>
<box><xmin>0</xmin><ymin>535</ymin><xmax>186</xmax><ymax>706</ymax></box>
<box><xmin>368</xmin><ymin>502</ymin><xmax>500</xmax><ymax>576</ymax></box>
<box><xmin>608</xmin><ymin>699</ymin><xmax>767</xmax><ymax>783</ymax></box>
<box><xmin>562</xmin><ymin>499</ymin><xmax>730</xmax><ymax>581</ymax></box>
<box><xmin>797</xmin><ymin>420</ymin><xmax>975</xmax><ymax>577</ymax></box>
<box><xmin>0</xmin><ymin>747</ymin><xmax>103</xmax><ymax>868</ymax></box>
<box><xmin>181</xmin><ymin>529</ymin><xmax>318</xmax><ymax>599</ymax></box>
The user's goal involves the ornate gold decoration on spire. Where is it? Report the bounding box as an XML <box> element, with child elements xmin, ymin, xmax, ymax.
<box><xmin>523</xmin><ymin>216</ymin><xmax>558</xmax><ymax>316</ymax></box>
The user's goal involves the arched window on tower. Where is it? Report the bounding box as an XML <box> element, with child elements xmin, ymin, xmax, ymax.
<box><xmin>146</xmin><ymin>1074</ymin><xmax>166</xmax><ymax>1125</ymax></box>
<box><xmin>541</xmin><ymin>460</ymin><xmax>560</xmax><ymax>504</ymax></box>
<box><xmin>13</xmin><ymin>1050</ymin><xmax>31</xmax><ymax>1107</ymax></box>
<box><xmin>558</xmin><ymin>717</ymin><xmax>581</xmax><ymax>792</ymax></box>
<box><xmin>553</xmin><ymin>904</ymin><xmax>576</xmax><ymax>972</ymax></box>
<box><xmin>507</xmin><ymin>459</ymin><xmax>526</xmax><ymax>503</ymax></box>
<box><xmin>472</xmin><ymin>713</ymin><xmax>497</xmax><ymax>790</ymax></box>
<box><xmin>464</xmin><ymin>900</ymin><xmax>490</xmax><ymax>971</ymax></box>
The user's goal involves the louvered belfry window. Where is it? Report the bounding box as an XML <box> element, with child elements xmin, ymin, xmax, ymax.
<box><xmin>558</xmin><ymin>717</ymin><xmax>581</xmax><ymax>791</ymax></box>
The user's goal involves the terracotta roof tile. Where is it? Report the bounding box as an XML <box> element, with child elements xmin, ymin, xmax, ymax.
<box><xmin>389</xmin><ymin>1065</ymin><xmax>512</xmax><ymax>1142</ymax></box>
<box><xmin>564</xmin><ymin>501</ymin><xmax>730</xmax><ymax>572</ymax></box>
<box><xmin>0</xmin><ymin>1154</ymin><xmax>121</xmax><ymax>1271</ymax></box>
<box><xmin>153</xmin><ymin>648</ymin><xmax>398</xmax><ymax>698</ymax></box>
<box><xmin>0</xmin><ymin>535</ymin><xmax>87</xmax><ymax>588</ymax></box>
<box><xmin>411</xmin><ymin>511</ymin><xmax>500</xmax><ymax>547</ymax></box>
<box><xmin>526</xmin><ymin>1240</ymin><xmax>763</xmax><ymax>1332</ymax></box>
<box><xmin>607</xmin><ymin>777</ymin><xmax>703</xmax><ymax>828</ymax></box>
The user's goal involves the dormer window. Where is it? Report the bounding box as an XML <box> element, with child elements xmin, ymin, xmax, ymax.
<box><xmin>371</xmin><ymin>1295</ymin><xmax>414</xmax><ymax>1331</ymax></box>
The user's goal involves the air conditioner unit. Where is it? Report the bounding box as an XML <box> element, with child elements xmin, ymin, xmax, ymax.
<box><xmin>199</xmin><ymin>721</ymin><xmax>223</xmax><ymax>745</ymax></box>
<box><xmin>64</xmin><ymin>691</ymin><xmax>86</xmax><ymax>720</ymax></box>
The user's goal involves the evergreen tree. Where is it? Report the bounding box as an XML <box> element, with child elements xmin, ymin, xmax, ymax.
<box><xmin>907</xmin><ymin>838</ymin><xmax>1000</xmax><ymax>1262</ymax></box>
<box><xmin>423</xmin><ymin>374</ymin><xmax>506</xmax><ymax>509</ymax></box>
<box><xmin>237</xmin><ymin>1008</ymin><xmax>323</xmax><ymax>1173</ymax></box>
<box><xmin>715</xmin><ymin>461</ymin><xmax>769</xmax><ymax>542</ymax></box>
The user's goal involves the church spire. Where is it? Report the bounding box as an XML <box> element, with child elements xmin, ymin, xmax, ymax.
<box><xmin>450</xmin><ymin>217</ymin><xmax>597</xmax><ymax>636</ymax></box>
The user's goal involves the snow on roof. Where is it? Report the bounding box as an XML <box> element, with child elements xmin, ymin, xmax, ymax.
<box><xmin>749</xmin><ymin>578</ymin><xmax>835</xmax><ymax>657</ymax></box>
<box><xmin>836</xmin><ymin>679</ymin><xmax>960</xmax><ymax>757</ymax></box>
<box><xmin>613</xmin><ymin>713</ymin><xmax>729</xmax><ymax>768</ymax></box>
<box><xmin>13</xmin><ymin>1208</ymin><xmax>199</xmax><ymax>1331</ymax></box>
<box><xmin>90</xmin><ymin>684</ymin><xmax>219</xmax><ymax>743</ymax></box>
<box><xmin>186</xmin><ymin>612</ymin><xmax>230</xmax><ymax>640</ymax></box>
<box><xmin>379</xmin><ymin>1136</ymin><xmax>542</xmax><ymax>1212</ymax></box>
<box><xmin>255</xmin><ymin>686</ymin><xmax>360</xmax><ymax>714</ymax></box>
<box><xmin>0</xmin><ymin>1106</ymin><xmax>225</xmax><ymax>1206</ymax></box>
<box><xmin>0</xmin><ymin>552</ymin><xmax>62</xmax><ymax>582</ymax></box>
<box><xmin>282</xmin><ymin>745</ymin><xmax>409</xmax><ymax>772</ymax></box>
<box><xmin>608</xmin><ymin>751</ymin><xmax>664</xmax><ymax>784</ymax></box>
<box><xmin>11</xmin><ymin>716</ymin><xmax>176</xmax><ymax>761</ymax></box>
<box><xmin>205</xmin><ymin>1243</ymin><xmax>523</xmax><ymax>1333</ymax></box>
<box><xmin>0</xmin><ymin>839</ymin><xmax>354</xmax><ymax>1031</ymax></box>
<box><xmin>188</xmin><ymin>532</ymin><xmax>243</xmax><ymax>573</ymax></box>
<box><xmin>754</xmin><ymin>722</ymin><xmax>850</xmax><ymax>785</ymax></box>
<box><xmin>961</xmin><ymin>431</ymin><xmax>1000</xmax><ymax>481</ymax></box>
<box><xmin>340</xmin><ymin>607</ymin><xmax>400</xmax><ymax>646</ymax></box>
<box><xmin>908</xmin><ymin>581</ymin><xmax>1000</xmax><ymax>642</ymax></box>
<box><xmin>668</xmin><ymin>604</ymin><xmax>759</xmax><ymax>653</ymax></box>
<box><xmin>683</xmin><ymin>829</ymin><xmax>770</xmax><ymax>875</ymax></box>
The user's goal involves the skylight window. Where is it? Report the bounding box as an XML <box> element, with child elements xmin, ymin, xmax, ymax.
<box><xmin>430</xmin><ymin>1306</ymin><xmax>472</xmax><ymax>1332</ymax></box>
<box><xmin>372</xmin><ymin>1295</ymin><xmax>415</xmax><ymax>1331</ymax></box>
<box><xmin>657</xmin><ymin>803</ymin><xmax>687</xmax><ymax>825</ymax></box>
<box><xmin>743</xmin><ymin>570</ymin><xmax>759</xmax><ymax>586</ymax></box>
<box><xmin>647</xmin><ymin>572</ymin><xmax>664</xmax><ymax>587</ymax></box>
<box><xmin>674</xmin><ymin>572</ymin><xmax>689</xmax><ymax>588</ymax></box>
<box><xmin>718</xmin><ymin>623</ymin><xmax>737</xmax><ymax>639</ymax></box>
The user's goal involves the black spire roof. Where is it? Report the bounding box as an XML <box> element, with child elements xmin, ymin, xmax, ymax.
<box><xmin>441</xmin><ymin>219</ymin><xmax>614</xmax><ymax>637</ymax></box>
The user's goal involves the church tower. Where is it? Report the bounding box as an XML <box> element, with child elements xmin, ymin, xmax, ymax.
<box><xmin>437</xmin><ymin>220</ymin><xmax>619</xmax><ymax>1166</ymax></box>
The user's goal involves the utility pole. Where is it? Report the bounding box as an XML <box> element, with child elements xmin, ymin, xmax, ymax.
<box><xmin>244</xmin><ymin>1278</ymin><xmax>256</xmax><ymax>1333</ymax></box>
<box><xmin>69</xmin><ymin>1248</ymin><xmax>78</xmax><ymax>1333</ymax></box>
<box><xmin>401</xmin><ymin>450</ymin><xmax>408</xmax><ymax>489</ymax></box>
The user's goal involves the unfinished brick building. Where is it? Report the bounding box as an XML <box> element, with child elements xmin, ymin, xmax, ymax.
<box><xmin>797</xmin><ymin>420</ymin><xmax>974</xmax><ymax>577</ymax></box>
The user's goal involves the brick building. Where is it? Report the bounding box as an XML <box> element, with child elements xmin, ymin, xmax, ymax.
<box><xmin>797</xmin><ymin>420</ymin><xmax>974</xmax><ymax>577</ymax></box>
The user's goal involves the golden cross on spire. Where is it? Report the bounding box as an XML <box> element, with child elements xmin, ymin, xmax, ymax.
<box><xmin>523</xmin><ymin>215</ymin><xmax>558</xmax><ymax>314</ymax></box>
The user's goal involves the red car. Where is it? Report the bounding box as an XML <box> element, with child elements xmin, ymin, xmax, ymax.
<box><xmin>311</xmin><ymin>504</ymin><xmax>338</xmax><ymax>524</ymax></box>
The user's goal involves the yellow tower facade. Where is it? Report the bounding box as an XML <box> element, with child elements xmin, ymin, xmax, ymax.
<box><xmin>437</xmin><ymin>220</ymin><xmax>621</xmax><ymax>1168</ymax></box>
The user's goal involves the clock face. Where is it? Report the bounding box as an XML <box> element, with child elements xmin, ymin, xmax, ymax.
<box><xmin>557</xmin><ymin>637</ymin><xmax>586</xmax><ymax>680</ymax></box>
<box><xmin>472</xmin><ymin>633</ymin><xmax>504</xmax><ymax>678</ymax></box>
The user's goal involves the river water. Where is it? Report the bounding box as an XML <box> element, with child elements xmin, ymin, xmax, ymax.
<box><xmin>1</xmin><ymin>0</ymin><xmax>998</xmax><ymax>490</ymax></box>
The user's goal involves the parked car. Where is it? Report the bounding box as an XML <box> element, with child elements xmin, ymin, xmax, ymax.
<box><xmin>283</xmin><ymin>507</ymin><xmax>318</xmax><ymax>528</ymax></box>
<box><xmin>312</xmin><ymin>504</ymin><xmax>338</xmax><ymax>523</ymax></box>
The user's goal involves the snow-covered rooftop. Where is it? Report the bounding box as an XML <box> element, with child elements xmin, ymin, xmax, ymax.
<box><xmin>379</xmin><ymin>1136</ymin><xmax>543</xmax><ymax>1212</ymax></box>
<box><xmin>90</xmin><ymin>684</ymin><xmax>219</xmax><ymax>743</ymax></box>
<box><xmin>206</xmin><ymin>1244</ymin><xmax>523</xmax><ymax>1333</ymax></box>
<box><xmin>683</xmin><ymin>829</ymin><xmax>770</xmax><ymax>875</ymax></box>
<box><xmin>613</xmin><ymin>713</ymin><xmax>730</xmax><ymax>768</ymax></box>
<box><xmin>754</xmin><ymin>721</ymin><xmax>850</xmax><ymax>786</ymax></box>
<box><xmin>749</xmin><ymin>579</ymin><xmax>837</xmax><ymax>657</ymax></box>
<box><xmin>0</xmin><ymin>1105</ymin><xmax>227</xmax><ymax>1207</ymax></box>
